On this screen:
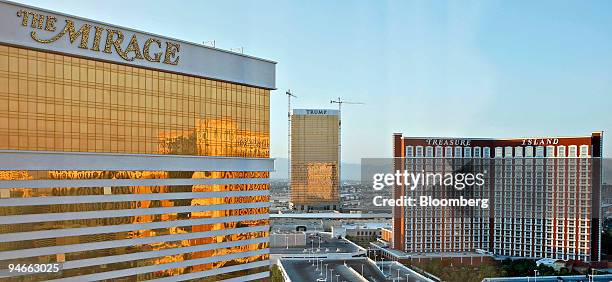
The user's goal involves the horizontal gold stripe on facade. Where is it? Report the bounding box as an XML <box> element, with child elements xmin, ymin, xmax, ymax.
<box><xmin>0</xmin><ymin>170</ymin><xmax>270</xmax><ymax>181</ymax></box>
<box><xmin>1</xmin><ymin>207</ymin><xmax>269</xmax><ymax>225</ymax></box>
<box><xmin>0</xmin><ymin>184</ymin><xmax>269</xmax><ymax>198</ymax></box>
<box><xmin>1</xmin><ymin>196</ymin><xmax>269</xmax><ymax>216</ymax></box>
<box><xmin>0</xmin><ymin>220</ymin><xmax>269</xmax><ymax>251</ymax></box>
<box><xmin>97</xmin><ymin>255</ymin><xmax>271</xmax><ymax>282</ymax></box>
<box><xmin>0</xmin><ymin>213</ymin><xmax>269</xmax><ymax>235</ymax></box>
<box><xmin>122</xmin><ymin>254</ymin><xmax>270</xmax><ymax>281</ymax></box>
<box><xmin>0</xmin><ymin>231</ymin><xmax>269</xmax><ymax>267</ymax></box>
<box><xmin>97</xmin><ymin>253</ymin><xmax>270</xmax><ymax>282</ymax></box>
<box><xmin>2</xmin><ymin>184</ymin><xmax>270</xmax><ymax>199</ymax></box>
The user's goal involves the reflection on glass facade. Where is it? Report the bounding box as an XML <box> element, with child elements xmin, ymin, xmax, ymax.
<box><xmin>0</xmin><ymin>2</ymin><xmax>275</xmax><ymax>280</ymax></box>
<box><xmin>290</xmin><ymin>109</ymin><xmax>339</xmax><ymax>211</ymax></box>
<box><xmin>0</xmin><ymin>46</ymin><xmax>270</xmax><ymax>157</ymax></box>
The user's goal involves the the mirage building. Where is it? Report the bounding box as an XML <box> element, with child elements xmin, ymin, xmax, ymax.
<box><xmin>389</xmin><ymin>132</ymin><xmax>603</xmax><ymax>262</ymax></box>
<box><xmin>290</xmin><ymin>109</ymin><xmax>339</xmax><ymax>211</ymax></box>
<box><xmin>0</xmin><ymin>1</ymin><xmax>275</xmax><ymax>281</ymax></box>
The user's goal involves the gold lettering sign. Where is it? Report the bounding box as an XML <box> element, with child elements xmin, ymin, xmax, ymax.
<box><xmin>16</xmin><ymin>9</ymin><xmax>180</xmax><ymax>65</ymax></box>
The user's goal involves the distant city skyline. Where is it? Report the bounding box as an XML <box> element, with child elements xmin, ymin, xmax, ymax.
<box><xmin>17</xmin><ymin>0</ymin><xmax>612</xmax><ymax>162</ymax></box>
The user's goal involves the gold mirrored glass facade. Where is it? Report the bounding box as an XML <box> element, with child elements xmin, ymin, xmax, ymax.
<box><xmin>0</xmin><ymin>45</ymin><xmax>270</xmax><ymax>157</ymax></box>
<box><xmin>0</xmin><ymin>42</ymin><xmax>273</xmax><ymax>281</ymax></box>
<box><xmin>290</xmin><ymin>109</ymin><xmax>339</xmax><ymax>211</ymax></box>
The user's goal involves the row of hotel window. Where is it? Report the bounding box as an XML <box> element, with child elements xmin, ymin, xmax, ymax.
<box><xmin>406</xmin><ymin>245</ymin><xmax>588</xmax><ymax>260</ymax></box>
<box><xmin>406</xmin><ymin>236</ymin><xmax>590</xmax><ymax>244</ymax></box>
<box><xmin>406</xmin><ymin>209</ymin><xmax>589</xmax><ymax>217</ymax></box>
<box><xmin>404</xmin><ymin>230</ymin><xmax>590</xmax><ymax>239</ymax></box>
<box><xmin>405</xmin><ymin>218</ymin><xmax>590</xmax><ymax>227</ymax></box>
<box><xmin>407</xmin><ymin>245</ymin><xmax>589</xmax><ymax>253</ymax></box>
<box><xmin>406</xmin><ymin>163</ymin><xmax>589</xmax><ymax>169</ymax></box>
<box><xmin>406</xmin><ymin>242</ymin><xmax>590</xmax><ymax>252</ymax></box>
<box><xmin>406</xmin><ymin>234</ymin><xmax>590</xmax><ymax>241</ymax></box>
<box><xmin>407</xmin><ymin>210</ymin><xmax>591</xmax><ymax>218</ymax></box>
<box><xmin>405</xmin><ymin>145</ymin><xmax>590</xmax><ymax>158</ymax></box>
<box><xmin>405</xmin><ymin>236</ymin><xmax>590</xmax><ymax>245</ymax></box>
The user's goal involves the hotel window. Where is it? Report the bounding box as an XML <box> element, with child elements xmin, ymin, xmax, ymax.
<box><xmin>416</xmin><ymin>146</ymin><xmax>424</xmax><ymax>157</ymax></box>
<box><xmin>535</xmin><ymin>146</ymin><xmax>544</xmax><ymax>157</ymax></box>
<box><xmin>474</xmin><ymin>147</ymin><xmax>481</xmax><ymax>158</ymax></box>
<box><xmin>524</xmin><ymin>146</ymin><xmax>534</xmax><ymax>158</ymax></box>
<box><xmin>568</xmin><ymin>145</ymin><xmax>577</xmax><ymax>157</ymax></box>
<box><xmin>546</xmin><ymin>146</ymin><xmax>555</xmax><ymax>157</ymax></box>
<box><xmin>514</xmin><ymin>146</ymin><xmax>523</xmax><ymax>157</ymax></box>
<box><xmin>579</xmin><ymin>145</ymin><xmax>589</xmax><ymax>157</ymax></box>
<box><xmin>557</xmin><ymin>146</ymin><xmax>566</xmax><ymax>158</ymax></box>
<box><xmin>454</xmin><ymin>146</ymin><xmax>462</xmax><ymax>158</ymax></box>
<box><xmin>406</xmin><ymin>146</ymin><xmax>414</xmax><ymax>157</ymax></box>
<box><xmin>464</xmin><ymin>147</ymin><xmax>472</xmax><ymax>158</ymax></box>
<box><xmin>445</xmin><ymin>146</ymin><xmax>453</xmax><ymax>158</ymax></box>
<box><xmin>425</xmin><ymin>146</ymin><xmax>434</xmax><ymax>157</ymax></box>
<box><xmin>495</xmin><ymin>147</ymin><xmax>503</xmax><ymax>158</ymax></box>
<box><xmin>483</xmin><ymin>147</ymin><xmax>491</xmax><ymax>158</ymax></box>
<box><xmin>504</xmin><ymin>146</ymin><xmax>513</xmax><ymax>158</ymax></box>
<box><xmin>435</xmin><ymin>146</ymin><xmax>443</xmax><ymax>157</ymax></box>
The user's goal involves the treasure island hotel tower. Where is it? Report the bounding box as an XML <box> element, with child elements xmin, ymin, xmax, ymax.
<box><xmin>392</xmin><ymin>132</ymin><xmax>603</xmax><ymax>262</ymax></box>
<box><xmin>0</xmin><ymin>1</ymin><xmax>276</xmax><ymax>281</ymax></box>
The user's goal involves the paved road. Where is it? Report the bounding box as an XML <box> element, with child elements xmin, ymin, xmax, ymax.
<box><xmin>280</xmin><ymin>258</ymin><xmax>434</xmax><ymax>282</ymax></box>
<box><xmin>281</xmin><ymin>259</ymin><xmax>365</xmax><ymax>282</ymax></box>
<box><xmin>343</xmin><ymin>259</ymin><xmax>387</xmax><ymax>282</ymax></box>
<box><xmin>377</xmin><ymin>261</ymin><xmax>434</xmax><ymax>282</ymax></box>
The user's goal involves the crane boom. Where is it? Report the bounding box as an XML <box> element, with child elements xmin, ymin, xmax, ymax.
<box><xmin>329</xmin><ymin>97</ymin><xmax>364</xmax><ymax>209</ymax></box>
<box><xmin>286</xmin><ymin>90</ymin><xmax>297</xmax><ymax>192</ymax></box>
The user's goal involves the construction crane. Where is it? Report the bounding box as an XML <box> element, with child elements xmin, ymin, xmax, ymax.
<box><xmin>286</xmin><ymin>90</ymin><xmax>297</xmax><ymax>186</ymax></box>
<box><xmin>330</xmin><ymin>97</ymin><xmax>364</xmax><ymax>191</ymax></box>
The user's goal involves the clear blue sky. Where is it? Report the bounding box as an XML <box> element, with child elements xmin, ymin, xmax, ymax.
<box><xmin>18</xmin><ymin>0</ymin><xmax>612</xmax><ymax>162</ymax></box>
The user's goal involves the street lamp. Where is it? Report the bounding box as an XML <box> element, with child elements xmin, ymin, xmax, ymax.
<box><xmin>322</xmin><ymin>258</ymin><xmax>325</xmax><ymax>273</ymax></box>
<box><xmin>406</xmin><ymin>273</ymin><xmax>410</xmax><ymax>281</ymax></box>
<box><xmin>311</xmin><ymin>239</ymin><xmax>315</xmax><ymax>266</ymax></box>
<box><xmin>308</xmin><ymin>248</ymin><xmax>311</xmax><ymax>262</ymax></box>
<box><xmin>325</xmin><ymin>264</ymin><xmax>328</xmax><ymax>281</ymax></box>
<box><xmin>534</xmin><ymin>269</ymin><xmax>538</xmax><ymax>282</ymax></box>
